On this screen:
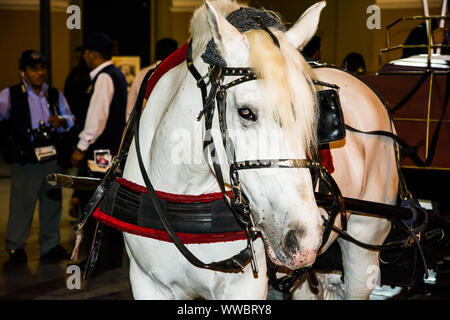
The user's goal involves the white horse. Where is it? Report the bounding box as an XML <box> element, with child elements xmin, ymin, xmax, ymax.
<box><xmin>121</xmin><ymin>0</ymin><xmax>398</xmax><ymax>300</ymax></box>
<box><xmin>290</xmin><ymin>65</ymin><xmax>399</xmax><ymax>300</ymax></box>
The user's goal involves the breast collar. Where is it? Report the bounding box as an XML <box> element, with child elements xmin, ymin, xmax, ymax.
<box><xmin>93</xmin><ymin>178</ymin><xmax>248</xmax><ymax>244</ymax></box>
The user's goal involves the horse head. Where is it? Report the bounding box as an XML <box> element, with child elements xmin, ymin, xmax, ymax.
<box><xmin>195</xmin><ymin>1</ymin><xmax>327</xmax><ymax>270</ymax></box>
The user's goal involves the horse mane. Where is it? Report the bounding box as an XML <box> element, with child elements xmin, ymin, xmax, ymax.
<box><xmin>247</xmin><ymin>29</ymin><xmax>318</xmax><ymax>153</ymax></box>
<box><xmin>190</xmin><ymin>0</ymin><xmax>318</xmax><ymax>153</ymax></box>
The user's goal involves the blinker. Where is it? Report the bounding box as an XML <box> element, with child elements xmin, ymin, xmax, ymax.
<box><xmin>316</xmin><ymin>89</ymin><xmax>346</xmax><ymax>145</ymax></box>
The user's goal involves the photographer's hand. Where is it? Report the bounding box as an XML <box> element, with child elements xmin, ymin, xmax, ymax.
<box><xmin>70</xmin><ymin>148</ymin><xmax>85</xmax><ymax>167</ymax></box>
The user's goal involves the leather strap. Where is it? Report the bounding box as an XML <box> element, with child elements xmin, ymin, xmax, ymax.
<box><xmin>345</xmin><ymin>124</ymin><xmax>426</xmax><ymax>168</ymax></box>
<box><xmin>426</xmin><ymin>71</ymin><xmax>450</xmax><ymax>167</ymax></box>
<box><xmin>78</xmin><ymin>67</ymin><xmax>157</xmax><ymax>279</ymax></box>
<box><xmin>83</xmin><ymin>222</ymin><xmax>104</xmax><ymax>279</ymax></box>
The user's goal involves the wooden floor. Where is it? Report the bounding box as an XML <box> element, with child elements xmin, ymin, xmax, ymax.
<box><xmin>0</xmin><ymin>158</ymin><xmax>449</xmax><ymax>300</ymax></box>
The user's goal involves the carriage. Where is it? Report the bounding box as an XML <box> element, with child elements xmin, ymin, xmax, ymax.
<box><xmin>49</xmin><ymin>0</ymin><xmax>450</xmax><ymax>300</ymax></box>
<box><xmin>360</xmin><ymin>13</ymin><xmax>450</xmax><ymax>292</ymax></box>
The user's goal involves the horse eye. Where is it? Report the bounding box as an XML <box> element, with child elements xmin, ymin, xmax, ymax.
<box><xmin>238</xmin><ymin>107</ymin><xmax>258</xmax><ymax>122</ymax></box>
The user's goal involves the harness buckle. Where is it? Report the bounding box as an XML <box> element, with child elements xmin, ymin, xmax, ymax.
<box><xmin>196</xmin><ymin>65</ymin><xmax>217</xmax><ymax>88</ymax></box>
<box><xmin>246</xmin><ymin>218</ymin><xmax>260</xmax><ymax>275</ymax></box>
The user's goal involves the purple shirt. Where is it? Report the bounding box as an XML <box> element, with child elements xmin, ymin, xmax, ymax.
<box><xmin>0</xmin><ymin>81</ymin><xmax>74</xmax><ymax>130</ymax></box>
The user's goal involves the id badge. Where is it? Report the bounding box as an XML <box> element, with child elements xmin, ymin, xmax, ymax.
<box><xmin>34</xmin><ymin>145</ymin><xmax>57</xmax><ymax>162</ymax></box>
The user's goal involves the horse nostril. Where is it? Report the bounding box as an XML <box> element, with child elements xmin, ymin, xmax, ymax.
<box><xmin>284</xmin><ymin>229</ymin><xmax>304</xmax><ymax>253</ymax></box>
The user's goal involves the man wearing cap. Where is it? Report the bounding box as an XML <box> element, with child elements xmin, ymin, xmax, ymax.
<box><xmin>0</xmin><ymin>50</ymin><xmax>75</xmax><ymax>264</ymax></box>
<box><xmin>70</xmin><ymin>32</ymin><xmax>127</xmax><ymax>168</ymax></box>
<box><xmin>70</xmin><ymin>32</ymin><xmax>127</xmax><ymax>274</ymax></box>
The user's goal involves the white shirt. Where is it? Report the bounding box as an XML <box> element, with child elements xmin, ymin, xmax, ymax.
<box><xmin>77</xmin><ymin>60</ymin><xmax>115</xmax><ymax>151</ymax></box>
<box><xmin>125</xmin><ymin>61</ymin><xmax>160</xmax><ymax>122</ymax></box>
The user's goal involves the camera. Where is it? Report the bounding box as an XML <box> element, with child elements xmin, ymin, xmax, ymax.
<box><xmin>31</xmin><ymin>120</ymin><xmax>56</xmax><ymax>148</ymax></box>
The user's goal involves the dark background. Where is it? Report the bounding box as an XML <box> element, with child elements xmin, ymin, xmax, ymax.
<box><xmin>82</xmin><ymin>0</ymin><xmax>151</xmax><ymax>68</ymax></box>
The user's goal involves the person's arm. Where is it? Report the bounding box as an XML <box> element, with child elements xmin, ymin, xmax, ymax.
<box><xmin>77</xmin><ymin>73</ymin><xmax>114</xmax><ymax>151</ymax></box>
<box><xmin>70</xmin><ymin>73</ymin><xmax>113</xmax><ymax>167</ymax></box>
<box><xmin>0</xmin><ymin>88</ymin><xmax>11</xmax><ymax>121</ymax></box>
<box><xmin>126</xmin><ymin>74</ymin><xmax>140</xmax><ymax>123</ymax></box>
<box><xmin>48</xmin><ymin>92</ymin><xmax>75</xmax><ymax>130</ymax></box>
<box><xmin>126</xmin><ymin>66</ymin><xmax>154</xmax><ymax>122</ymax></box>
<box><xmin>432</xmin><ymin>28</ymin><xmax>446</xmax><ymax>45</ymax></box>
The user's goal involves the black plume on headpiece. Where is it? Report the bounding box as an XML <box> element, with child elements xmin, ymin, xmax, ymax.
<box><xmin>201</xmin><ymin>7</ymin><xmax>286</xmax><ymax>67</ymax></box>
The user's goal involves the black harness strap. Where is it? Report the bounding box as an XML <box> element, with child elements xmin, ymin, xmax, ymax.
<box><xmin>82</xmin><ymin>38</ymin><xmax>273</xmax><ymax>278</ymax></box>
<box><xmin>345</xmin><ymin>122</ymin><xmax>420</xmax><ymax>201</ymax></box>
<box><xmin>345</xmin><ymin>124</ymin><xmax>426</xmax><ymax>167</ymax></box>
<box><xmin>187</xmin><ymin>39</ymin><xmax>208</xmax><ymax>106</ymax></box>
<box><xmin>251</xmin><ymin>14</ymin><xmax>280</xmax><ymax>47</ymax></box>
<box><xmin>425</xmin><ymin>71</ymin><xmax>450</xmax><ymax>167</ymax></box>
<box><xmin>79</xmin><ymin>67</ymin><xmax>157</xmax><ymax>279</ymax></box>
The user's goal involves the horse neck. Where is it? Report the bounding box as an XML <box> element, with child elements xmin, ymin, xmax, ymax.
<box><xmin>146</xmin><ymin>58</ymin><xmax>223</xmax><ymax>195</ymax></box>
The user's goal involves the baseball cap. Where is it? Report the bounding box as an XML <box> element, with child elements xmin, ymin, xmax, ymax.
<box><xmin>19</xmin><ymin>50</ymin><xmax>48</xmax><ymax>70</ymax></box>
<box><xmin>76</xmin><ymin>32</ymin><xmax>112</xmax><ymax>57</ymax></box>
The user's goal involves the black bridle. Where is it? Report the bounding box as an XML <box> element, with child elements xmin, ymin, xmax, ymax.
<box><xmin>186</xmin><ymin>40</ymin><xmax>347</xmax><ymax>275</ymax></box>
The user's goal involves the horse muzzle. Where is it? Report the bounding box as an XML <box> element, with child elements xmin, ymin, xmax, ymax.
<box><xmin>263</xmin><ymin>228</ymin><xmax>321</xmax><ymax>270</ymax></box>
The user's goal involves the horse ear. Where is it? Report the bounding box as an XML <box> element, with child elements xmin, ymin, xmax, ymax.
<box><xmin>285</xmin><ymin>1</ymin><xmax>326</xmax><ymax>50</ymax></box>
<box><xmin>205</xmin><ymin>1</ymin><xmax>243</xmax><ymax>56</ymax></box>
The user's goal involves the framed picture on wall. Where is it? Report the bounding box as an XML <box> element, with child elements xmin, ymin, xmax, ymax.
<box><xmin>112</xmin><ymin>56</ymin><xmax>141</xmax><ymax>91</ymax></box>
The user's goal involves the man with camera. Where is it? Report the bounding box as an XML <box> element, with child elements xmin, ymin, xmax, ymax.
<box><xmin>0</xmin><ymin>50</ymin><xmax>75</xmax><ymax>264</ymax></box>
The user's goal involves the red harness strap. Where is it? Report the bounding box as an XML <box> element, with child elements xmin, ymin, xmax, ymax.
<box><xmin>145</xmin><ymin>43</ymin><xmax>190</xmax><ymax>100</ymax></box>
<box><xmin>320</xmin><ymin>148</ymin><xmax>334</xmax><ymax>174</ymax></box>
<box><xmin>93</xmin><ymin>207</ymin><xmax>248</xmax><ymax>244</ymax></box>
<box><xmin>116</xmin><ymin>177</ymin><xmax>235</xmax><ymax>203</ymax></box>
